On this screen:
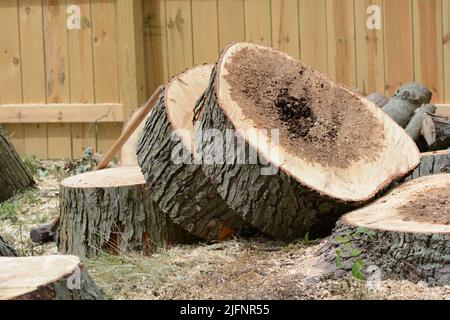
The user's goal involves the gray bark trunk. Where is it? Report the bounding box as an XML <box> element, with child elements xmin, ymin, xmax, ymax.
<box><xmin>0</xmin><ymin>235</ymin><xmax>17</xmax><ymax>257</ymax></box>
<box><xmin>59</xmin><ymin>181</ymin><xmax>197</xmax><ymax>257</ymax></box>
<box><xmin>198</xmin><ymin>67</ymin><xmax>355</xmax><ymax>241</ymax></box>
<box><xmin>137</xmin><ymin>88</ymin><xmax>252</xmax><ymax>241</ymax></box>
<box><xmin>0</xmin><ymin>127</ymin><xmax>34</xmax><ymax>202</ymax></box>
<box><xmin>404</xmin><ymin>151</ymin><xmax>450</xmax><ymax>181</ymax></box>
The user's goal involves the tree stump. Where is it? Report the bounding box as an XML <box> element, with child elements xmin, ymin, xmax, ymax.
<box><xmin>404</xmin><ymin>150</ymin><xmax>450</xmax><ymax>181</ymax></box>
<box><xmin>317</xmin><ymin>173</ymin><xmax>450</xmax><ymax>286</ymax></box>
<box><xmin>59</xmin><ymin>166</ymin><xmax>197</xmax><ymax>257</ymax></box>
<box><xmin>137</xmin><ymin>64</ymin><xmax>252</xmax><ymax>241</ymax></box>
<box><xmin>0</xmin><ymin>127</ymin><xmax>34</xmax><ymax>202</ymax></box>
<box><xmin>0</xmin><ymin>235</ymin><xmax>17</xmax><ymax>257</ymax></box>
<box><xmin>197</xmin><ymin>43</ymin><xmax>420</xmax><ymax>240</ymax></box>
<box><xmin>422</xmin><ymin>113</ymin><xmax>450</xmax><ymax>151</ymax></box>
<box><xmin>0</xmin><ymin>255</ymin><xmax>103</xmax><ymax>300</ymax></box>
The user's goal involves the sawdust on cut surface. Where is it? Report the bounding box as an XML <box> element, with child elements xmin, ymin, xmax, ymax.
<box><xmin>224</xmin><ymin>47</ymin><xmax>385</xmax><ymax>168</ymax></box>
<box><xmin>398</xmin><ymin>186</ymin><xmax>450</xmax><ymax>225</ymax></box>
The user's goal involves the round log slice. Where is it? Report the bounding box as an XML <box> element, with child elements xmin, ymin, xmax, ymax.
<box><xmin>59</xmin><ymin>166</ymin><xmax>196</xmax><ymax>257</ymax></box>
<box><xmin>0</xmin><ymin>255</ymin><xmax>103</xmax><ymax>300</ymax></box>
<box><xmin>137</xmin><ymin>64</ymin><xmax>251</xmax><ymax>241</ymax></box>
<box><xmin>0</xmin><ymin>235</ymin><xmax>17</xmax><ymax>257</ymax></box>
<box><xmin>0</xmin><ymin>127</ymin><xmax>34</xmax><ymax>202</ymax></box>
<box><xmin>198</xmin><ymin>42</ymin><xmax>421</xmax><ymax>240</ymax></box>
<box><xmin>318</xmin><ymin>173</ymin><xmax>450</xmax><ymax>286</ymax></box>
<box><xmin>404</xmin><ymin>150</ymin><xmax>450</xmax><ymax>181</ymax></box>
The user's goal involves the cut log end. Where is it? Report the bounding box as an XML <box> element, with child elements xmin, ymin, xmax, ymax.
<box><xmin>422</xmin><ymin>113</ymin><xmax>450</xmax><ymax>151</ymax></box>
<box><xmin>318</xmin><ymin>174</ymin><xmax>450</xmax><ymax>286</ymax></box>
<box><xmin>59</xmin><ymin>166</ymin><xmax>197</xmax><ymax>257</ymax></box>
<box><xmin>198</xmin><ymin>42</ymin><xmax>420</xmax><ymax>240</ymax></box>
<box><xmin>0</xmin><ymin>255</ymin><xmax>103</xmax><ymax>300</ymax></box>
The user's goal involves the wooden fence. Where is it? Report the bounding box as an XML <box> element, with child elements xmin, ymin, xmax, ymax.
<box><xmin>1</xmin><ymin>0</ymin><xmax>450</xmax><ymax>159</ymax></box>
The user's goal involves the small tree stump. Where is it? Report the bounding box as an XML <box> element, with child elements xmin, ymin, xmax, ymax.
<box><xmin>137</xmin><ymin>65</ymin><xmax>252</xmax><ymax>241</ymax></box>
<box><xmin>59</xmin><ymin>166</ymin><xmax>197</xmax><ymax>257</ymax></box>
<box><xmin>197</xmin><ymin>43</ymin><xmax>420</xmax><ymax>240</ymax></box>
<box><xmin>0</xmin><ymin>235</ymin><xmax>17</xmax><ymax>257</ymax></box>
<box><xmin>0</xmin><ymin>127</ymin><xmax>34</xmax><ymax>202</ymax></box>
<box><xmin>318</xmin><ymin>174</ymin><xmax>450</xmax><ymax>286</ymax></box>
<box><xmin>0</xmin><ymin>255</ymin><xmax>103</xmax><ymax>300</ymax></box>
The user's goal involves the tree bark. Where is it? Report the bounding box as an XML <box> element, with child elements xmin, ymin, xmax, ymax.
<box><xmin>0</xmin><ymin>256</ymin><xmax>103</xmax><ymax>300</ymax></box>
<box><xmin>366</xmin><ymin>92</ymin><xmax>389</xmax><ymax>108</ymax></box>
<box><xmin>58</xmin><ymin>167</ymin><xmax>197</xmax><ymax>258</ymax></box>
<box><xmin>197</xmin><ymin>43</ymin><xmax>420</xmax><ymax>241</ymax></box>
<box><xmin>404</xmin><ymin>150</ymin><xmax>450</xmax><ymax>181</ymax></box>
<box><xmin>0</xmin><ymin>127</ymin><xmax>34</xmax><ymax>202</ymax></box>
<box><xmin>317</xmin><ymin>174</ymin><xmax>450</xmax><ymax>286</ymax></box>
<box><xmin>0</xmin><ymin>235</ymin><xmax>17</xmax><ymax>257</ymax></box>
<box><xmin>381</xmin><ymin>98</ymin><xmax>418</xmax><ymax>127</ymax></box>
<box><xmin>422</xmin><ymin>113</ymin><xmax>450</xmax><ymax>151</ymax></box>
<box><xmin>405</xmin><ymin>104</ymin><xmax>436</xmax><ymax>141</ymax></box>
<box><xmin>137</xmin><ymin>66</ymin><xmax>252</xmax><ymax>241</ymax></box>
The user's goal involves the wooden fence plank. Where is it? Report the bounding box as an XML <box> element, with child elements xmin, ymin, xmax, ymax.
<box><xmin>444</xmin><ymin>0</ymin><xmax>450</xmax><ymax>103</ymax></box>
<box><xmin>166</xmin><ymin>0</ymin><xmax>194</xmax><ymax>78</ymax></box>
<box><xmin>143</xmin><ymin>0</ymin><xmax>168</xmax><ymax>94</ymax></box>
<box><xmin>326</xmin><ymin>0</ymin><xmax>357</xmax><ymax>88</ymax></box>
<box><xmin>218</xmin><ymin>0</ymin><xmax>245</xmax><ymax>50</ymax></box>
<box><xmin>192</xmin><ymin>0</ymin><xmax>219</xmax><ymax>65</ymax></box>
<box><xmin>19</xmin><ymin>0</ymin><xmax>48</xmax><ymax>158</ymax></box>
<box><xmin>271</xmin><ymin>0</ymin><xmax>300</xmax><ymax>58</ymax></box>
<box><xmin>383</xmin><ymin>0</ymin><xmax>414</xmax><ymax>96</ymax></box>
<box><xmin>413</xmin><ymin>0</ymin><xmax>444</xmax><ymax>103</ymax></box>
<box><xmin>244</xmin><ymin>0</ymin><xmax>272</xmax><ymax>46</ymax></box>
<box><xmin>298</xmin><ymin>0</ymin><xmax>328</xmax><ymax>74</ymax></box>
<box><xmin>355</xmin><ymin>0</ymin><xmax>385</xmax><ymax>95</ymax></box>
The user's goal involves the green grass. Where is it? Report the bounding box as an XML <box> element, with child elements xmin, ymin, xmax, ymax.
<box><xmin>0</xmin><ymin>189</ymin><xmax>42</xmax><ymax>224</ymax></box>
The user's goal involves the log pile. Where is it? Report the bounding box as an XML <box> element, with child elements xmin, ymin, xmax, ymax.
<box><xmin>0</xmin><ymin>255</ymin><xmax>103</xmax><ymax>300</ymax></box>
<box><xmin>0</xmin><ymin>127</ymin><xmax>34</xmax><ymax>202</ymax></box>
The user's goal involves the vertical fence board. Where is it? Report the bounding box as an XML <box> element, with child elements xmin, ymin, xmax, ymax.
<box><xmin>166</xmin><ymin>0</ymin><xmax>194</xmax><ymax>78</ymax></box>
<box><xmin>244</xmin><ymin>0</ymin><xmax>272</xmax><ymax>46</ymax></box>
<box><xmin>0</xmin><ymin>1</ymin><xmax>25</xmax><ymax>154</ymax></box>
<box><xmin>298</xmin><ymin>0</ymin><xmax>328</xmax><ymax>74</ymax></box>
<box><xmin>192</xmin><ymin>0</ymin><xmax>219</xmax><ymax>65</ymax></box>
<box><xmin>271</xmin><ymin>0</ymin><xmax>300</xmax><ymax>58</ymax></box>
<box><xmin>383</xmin><ymin>0</ymin><xmax>414</xmax><ymax>96</ymax></box>
<box><xmin>444</xmin><ymin>0</ymin><xmax>450</xmax><ymax>103</ymax></box>
<box><xmin>218</xmin><ymin>0</ymin><xmax>245</xmax><ymax>50</ymax></box>
<box><xmin>326</xmin><ymin>0</ymin><xmax>356</xmax><ymax>88</ymax></box>
<box><xmin>355</xmin><ymin>0</ymin><xmax>385</xmax><ymax>95</ymax></box>
<box><xmin>143</xmin><ymin>0</ymin><xmax>168</xmax><ymax>94</ymax></box>
<box><xmin>413</xmin><ymin>0</ymin><xmax>444</xmax><ymax>103</ymax></box>
<box><xmin>19</xmin><ymin>0</ymin><xmax>48</xmax><ymax>158</ymax></box>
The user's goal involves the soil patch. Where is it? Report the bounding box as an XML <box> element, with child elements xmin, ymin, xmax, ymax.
<box><xmin>224</xmin><ymin>47</ymin><xmax>385</xmax><ymax>168</ymax></box>
<box><xmin>398</xmin><ymin>186</ymin><xmax>450</xmax><ymax>225</ymax></box>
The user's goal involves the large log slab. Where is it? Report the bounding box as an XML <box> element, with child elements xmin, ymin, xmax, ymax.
<box><xmin>197</xmin><ymin>43</ymin><xmax>420</xmax><ymax>240</ymax></box>
<box><xmin>0</xmin><ymin>255</ymin><xmax>103</xmax><ymax>300</ymax></box>
<box><xmin>0</xmin><ymin>127</ymin><xmax>34</xmax><ymax>202</ymax></box>
<box><xmin>137</xmin><ymin>65</ymin><xmax>252</xmax><ymax>241</ymax></box>
<box><xmin>317</xmin><ymin>174</ymin><xmax>450</xmax><ymax>286</ymax></box>
<box><xmin>59</xmin><ymin>166</ymin><xmax>197</xmax><ymax>257</ymax></box>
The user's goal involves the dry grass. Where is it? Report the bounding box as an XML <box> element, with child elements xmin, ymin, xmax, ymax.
<box><xmin>2</xmin><ymin>160</ymin><xmax>450</xmax><ymax>300</ymax></box>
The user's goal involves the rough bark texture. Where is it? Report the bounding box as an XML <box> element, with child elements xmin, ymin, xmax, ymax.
<box><xmin>0</xmin><ymin>235</ymin><xmax>17</xmax><ymax>257</ymax></box>
<box><xmin>198</xmin><ymin>67</ymin><xmax>354</xmax><ymax>241</ymax></box>
<box><xmin>137</xmin><ymin>89</ymin><xmax>251</xmax><ymax>241</ymax></box>
<box><xmin>0</xmin><ymin>127</ymin><xmax>34</xmax><ymax>202</ymax></box>
<box><xmin>404</xmin><ymin>151</ymin><xmax>450</xmax><ymax>181</ymax></box>
<box><xmin>393</xmin><ymin>82</ymin><xmax>432</xmax><ymax>108</ymax></box>
<box><xmin>317</xmin><ymin>220</ymin><xmax>450</xmax><ymax>286</ymax></box>
<box><xmin>405</xmin><ymin>104</ymin><xmax>436</xmax><ymax>141</ymax></box>
<box><xmin>382</xmin><ymin>98</ymin><xmax>418</xmax><ymax>128</ymax></box>
<box><xmin>422</xmin><ymin>113</ymin><xmax>450</xmax><ymax>151</ymax></box>
<box><xmin>59</xmin><ymin>181</ymin><xmax>196</xmax><ymax>257</ymax></box>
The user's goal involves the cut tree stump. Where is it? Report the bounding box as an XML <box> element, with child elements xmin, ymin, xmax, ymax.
<box><xmin>0</xmin><ymin>255</ymin><xmax>103</xmax><ymax>300</ymax></box>
<box><xmin>0</xmin><ymin>127</ymin><xmax>34</xmax><ymax>202</ymax></box>
<box><xmin>59</xmin><ymin>166</ymin><xmax>197</xmax><ymax>257</ymax></box>
<box><xmin>197</xmin><ymin>42</ymin><xmax>420</xmax><ymax>240</ymax></box>
<box><xmin>137</xmin><ymin>64</ymin><xmax>252</xmax><ymax>241</ymax></box>
<box><xmin>317</xmin><ymin>174</ymin><xmax>450</xmax><ymax>286</ymax></box>
<box><xmin>0</xmin><ymin>235</ymin><xmax>17</xmax><ymax>257</ymax></box>
<box><xmin>404</xmin><ymin>150</ymin><xmax>450</xmax><ymax>181</ymax></box>
<box><xmin>422</xmin><ymin>113</ymin><xmax>450</xmax><ymax>151</ymax></box>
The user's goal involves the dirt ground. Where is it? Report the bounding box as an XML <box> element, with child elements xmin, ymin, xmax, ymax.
<box><xmin>2</xmin><ymin>160</ymin><xmax>450</xmax><ymax>300</ymax></box>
